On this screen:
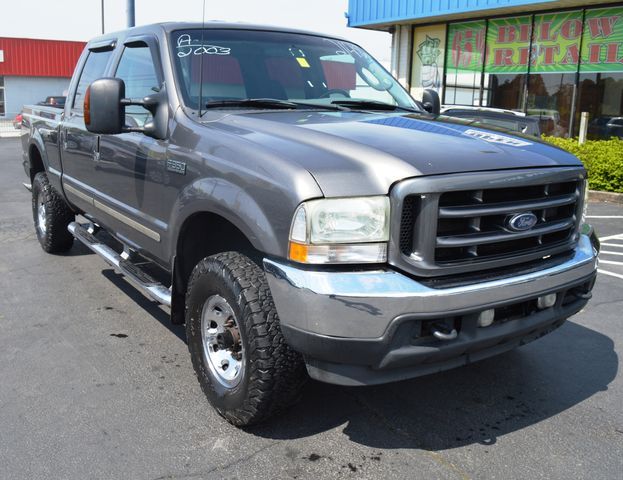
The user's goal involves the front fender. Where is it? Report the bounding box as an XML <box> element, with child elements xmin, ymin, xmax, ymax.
<box><xmin>167</xmin><ymin>177</ymin><xmax>301</xmax><ymax>261</ymax></box>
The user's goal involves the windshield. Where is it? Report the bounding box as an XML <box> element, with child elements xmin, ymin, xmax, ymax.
<box><xmin>171</xmin><ymin>29</ymin><xmax>420</xmax><ymax>112</ymax></box>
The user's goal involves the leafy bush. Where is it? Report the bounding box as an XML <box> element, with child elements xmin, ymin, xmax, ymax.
<box><xmin>541</xmin><ymin>136</ymin><xmax>623</xmax><ymax>193</ymax></box>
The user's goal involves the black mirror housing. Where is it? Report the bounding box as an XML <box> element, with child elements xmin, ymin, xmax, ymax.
<box><xmin>85</xmin><ymin>77</ymin><xmax>168</xmax><ymax>140</ymax></box>
<box><xmin>85</xmin><ymin>78</ymin><xmax>125</xmax><ymax>134</ymax></box>
<box><xmin>422</xmin><ymin>88</ymin><xmax>441</xmax><ymax>115</ymax></box>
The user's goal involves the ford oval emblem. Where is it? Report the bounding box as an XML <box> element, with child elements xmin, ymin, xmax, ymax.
<box><xmin>507</xmin><ymin>212</ymin><xmax>538</xmax><ymax>232</ymax></box>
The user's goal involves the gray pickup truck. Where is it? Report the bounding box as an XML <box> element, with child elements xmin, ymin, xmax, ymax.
<box><xmin>21</xmin><ymin>22</ymin><xmax>599</xmax><ymax>426</ymax></box>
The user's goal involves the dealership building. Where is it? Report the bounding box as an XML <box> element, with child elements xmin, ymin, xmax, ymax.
<box><xmin>0</xmin><ymin>38</ymin><xmax>85</xmax><ymax>118</ymax></box>
<box><xmin>348</xmin><ymin>0</ymin><xmax>623</xmax><ymax>138</ymax></box>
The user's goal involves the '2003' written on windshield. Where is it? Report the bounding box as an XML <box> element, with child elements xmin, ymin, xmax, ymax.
<box><xmin>176</xmin><ymin>34</ymin><xmax>231</xmax><ymax>57</ymax></box>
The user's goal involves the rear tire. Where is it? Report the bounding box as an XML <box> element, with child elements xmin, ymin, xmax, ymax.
<box><xmin>185</xmin><ymin>251</ymin><xmax>306</xmax><ymax>426</ymax></box>
<box><xmin>32</xmin><ymin>172</ymin><xmax>74</xmax><ymax>253</ymax></box>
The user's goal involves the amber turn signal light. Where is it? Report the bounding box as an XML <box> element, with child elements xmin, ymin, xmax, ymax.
<box><xmin>83</xmin><ymin>86</ymin><xmax>91</xmax><ymax>126</ymax></box>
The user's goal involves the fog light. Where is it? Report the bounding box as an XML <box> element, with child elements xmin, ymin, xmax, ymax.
<box><xmin>477</xmin><ymin>309</ymin><xmax>495</xmax><ymax>328</ymax></box>
<box><xmin>537</xmin><ymin>293</ymin><xmax>557</xmax><ymax>309</ymax></box>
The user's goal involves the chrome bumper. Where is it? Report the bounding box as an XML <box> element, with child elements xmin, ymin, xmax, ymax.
<box><xmin>263</xmin><ymin>235</ymin><xmax>597</xmax><ymax>339</ymax></box>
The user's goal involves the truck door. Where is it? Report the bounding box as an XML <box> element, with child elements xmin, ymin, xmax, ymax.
<box><xmin>61</xmin><ymin>44</ymin><xmax>114</xmax><ymax>214</ymax></box>
<box><xmin>89</xmin><ymin>36</ymin><xmax>169</xmax><ymax>256</ymax></box>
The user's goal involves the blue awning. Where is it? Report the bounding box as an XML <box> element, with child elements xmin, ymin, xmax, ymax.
<box><xmin>347</xmin><ymin>0</ymin><xmax>566</xmax><ymax>28</ymax></box>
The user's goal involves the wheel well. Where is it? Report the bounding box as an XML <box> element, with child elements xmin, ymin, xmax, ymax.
<box><xmin>174</xmin><ymin>212</ymin><xmax>262</xmax><ymax>295</ymax></box>
<box><xmin>29</xmin><ymin>145</ymin><xmax>45</xmax><ymax>182</ymax></box>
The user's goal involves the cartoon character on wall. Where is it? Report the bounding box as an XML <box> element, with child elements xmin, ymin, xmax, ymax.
<box><xmin>416</xmin><ymin>35</ymin><xmax>441</xmax><ymax>90</ymax></box>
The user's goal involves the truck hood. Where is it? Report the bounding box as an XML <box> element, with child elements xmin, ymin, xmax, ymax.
<box><xmin>215</xmin><ymin>110</ymin><xmax>583</xmax><ymax>197</ymax></box>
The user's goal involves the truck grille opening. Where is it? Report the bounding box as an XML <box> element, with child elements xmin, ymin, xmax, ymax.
<box><xmin>434</xmin><ymin>180</ymin><xmax>579</xmax><ymax>264</ymax></box>
<box><xmin>394</xmin><ymin>170</ymin><xmax>584</xmax><ymax>276</ymax></box>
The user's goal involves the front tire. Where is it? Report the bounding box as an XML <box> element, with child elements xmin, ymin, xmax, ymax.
<box><xmin>185</xmin><ymin>252</ymin><xmax>306</xmax><ymax>426</ymax></box>
<box><xmin>32</xmin><ymin>172</ymin><xmax>74</xmax><ymax>253</ymax></box>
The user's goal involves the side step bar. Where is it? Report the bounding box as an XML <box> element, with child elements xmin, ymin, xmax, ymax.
<box><xmin>68</xmin><ymin>222</ymin><xmax>171</xmax><ymax>307</ymax></box>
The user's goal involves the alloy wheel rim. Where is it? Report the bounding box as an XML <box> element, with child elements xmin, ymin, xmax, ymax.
<box><xmin>200</xmin><ymin>294</ymin><xmax>244</xmax><ymax>388</ymax></box>
<box><xmin>37</xmin><ymin>199</ymin><xmax>47</xmax><ymax>235</ymax></box>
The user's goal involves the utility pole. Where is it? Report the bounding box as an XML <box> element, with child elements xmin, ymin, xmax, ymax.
<box><xmin>101</xmin><ymin>0</ymin><xmax>105</xmax><ymax>34</ymax></box>
<box><xmin>127</xmin><ymin>0</ymin><xmax>135</xmax><ymax>28</ymax></box>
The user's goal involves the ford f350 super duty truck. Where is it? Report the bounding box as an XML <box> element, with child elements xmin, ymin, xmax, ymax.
<box><xmin>21</xmin><ymin>23</ymin><xmax>599</xmax><ymax>426</ymax></box>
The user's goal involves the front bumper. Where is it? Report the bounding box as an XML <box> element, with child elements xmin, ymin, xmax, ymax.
<box><xmin>264</xmin><ymin>234</ymin><xmax>598</xmax><ymax>386</ymax></box>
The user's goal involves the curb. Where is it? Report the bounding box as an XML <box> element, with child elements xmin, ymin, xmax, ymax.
<box><xmin>589</xmin><ymin>190</ymin><xmax>623</xmax><ymax>205</ymax></box>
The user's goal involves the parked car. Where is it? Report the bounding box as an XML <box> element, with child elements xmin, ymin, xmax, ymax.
<box><xmin>588</xmin><ymin>116</ymin><xmax>623</xmax><ymax>139</ymax></box>
<box><xmin>21</xmin><ymin>23</ymin><xmax>598</xmax><ymax>426</ymax></box>
<box><xmin>37</xmin><ymin>96</ymin><xmax>66</xmax><ymax>108</ymax></box>
<box><xmin>13</xmin><ymin>113</ymin><xmax>22</xmax><ymax>129</ymax></box>
<box><xmin>441</xmin><ymin>106</ymin><xmax>541</xmax><ymax>137</ymax></box>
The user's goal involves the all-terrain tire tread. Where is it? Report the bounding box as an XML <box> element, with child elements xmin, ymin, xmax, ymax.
<box><xmin>185</xmin><ymin>252</ymin><xmax>306</xmax><ymax>426</ymax></box>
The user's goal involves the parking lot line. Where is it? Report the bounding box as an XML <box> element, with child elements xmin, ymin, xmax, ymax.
<box><xmin>587</xmin><ymin>216</ymin><xmax>623</xmax><ymax>219</ymax></box>
<box><xmin>601</xmin><ymin>243</ymin><xmax>623</xmax><ymax>248</ymax></box>
<box><xmin>599</xmin><ymin>233</ymin><xmax>623</xmax><ymax>241</ymax></box>
<box><xmin>599</xmin><ymin>259</ymin><xmax>623</xmax><ymax>266</ymax></box>
<box><xmin>599</xmin><ymin>269</ymin><xmax>623</xmax><ymax>280</ymax></box>
<box><xmin>601</xmin><ymin>250</ymin><xmax>623</xmax><ymax>256</ymax></box>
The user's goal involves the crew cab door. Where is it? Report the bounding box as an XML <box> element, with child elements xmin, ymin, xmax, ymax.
<box><xmin>89</xmin><ymin>37</ymin><xmax>169</xmax><ymax>253</ymax></box>
<box><xmin>61</xmin><ymin>43</ymin><xmax>114</xmax><ymax>213</ymax></box>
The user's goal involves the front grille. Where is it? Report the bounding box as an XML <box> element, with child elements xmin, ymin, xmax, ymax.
<box><xmin>391</xmin><ymin>168</ymin><xmax>585</xmax><ymax>277</ymax></box>
<box><xmin>434</xmin><ymin>180</ymin><xmax>579</xmax><ymax>263</ymax></box>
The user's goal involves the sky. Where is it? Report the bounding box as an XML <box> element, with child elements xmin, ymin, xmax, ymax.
<box><xmin>0</xmin><ymin>0</ymin><xmax>392</xmax><ymax>65</ymax></box>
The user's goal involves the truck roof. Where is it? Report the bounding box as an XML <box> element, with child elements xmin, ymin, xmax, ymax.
<box><xmin>86</xmin><ymin>21</ymin><xmax>349</xmax><ymax>47</ymax></box>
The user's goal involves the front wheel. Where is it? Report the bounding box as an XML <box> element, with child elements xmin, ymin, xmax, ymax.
<box><xmin>185</xmin><ymin>252</ymin><xmax>306</xmax><ymax>426</ymax></box>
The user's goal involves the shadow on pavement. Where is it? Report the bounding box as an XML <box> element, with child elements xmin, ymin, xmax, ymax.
<box><xmin>100</xmin><ymin>269</ymin><xmax>186</xmax><ymax>343</ymax></box>
<box><xmin>249</xmin><ymin>321</ymin><xmax>617</xmax><ymax>451</ymax></box>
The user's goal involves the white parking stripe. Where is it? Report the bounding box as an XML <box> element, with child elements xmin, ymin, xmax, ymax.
<box><xmin>599</xmin><ymin>269</ymin><xmax>623</xmax><ymax>280</ymax></box>
<box><xmin>601</xmin><ymin>250</ymin><xmax>623</xmax><ymax>256</ymax></box>
<box><xmin>587</xmin><ymin>216</ymin><xmax>623</xmax><ymax>219</ymax></box>
<box><xmin>599</xmin><ymin>259</ymin><xmax>623</xmax><ymax>266</ymax></box>
<box><xmin>599</xmin><ymin>233</ymin><xmax>623</xmax><ymax>241</ymax></box>
<box><xmin>601</xmin><ymin>243</ymin><xmax>623</xmax><ymax>248</ymax></box>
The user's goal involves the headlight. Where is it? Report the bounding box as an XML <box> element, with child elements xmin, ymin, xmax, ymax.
<box><xmin>288</xmin><ymin>196</ymin><xmax>390</xmax><ymax>264</ymax></box>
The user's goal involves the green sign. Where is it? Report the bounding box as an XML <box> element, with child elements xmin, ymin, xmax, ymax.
<box><xmin>445</xmin><ymin>21</ymin><xmax>485</xmax><ymax>73</ymax></box>
<box><xmin>485</xmin><ymin>16</ymin><xmax>532</xmax><ymax>73</ymax></box>
<box><xmin>581</xmin><ymin>7</ymin><xmax>623</xmax><ymax>73</ymax></box>
<box><xmin>446</xmin><ymin>7</ymin><xmax>623</xmax><ymax>75</ymax></box>
<box><xmin>531</xmin><ymin>11</ymin><xmax>583</xmax><ymax>73</ymax></box>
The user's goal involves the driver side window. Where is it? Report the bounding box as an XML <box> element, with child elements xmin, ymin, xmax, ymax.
<box><xmin>115</xmin><ymin>45</ymin><xmax>159</xmax><ymax>128</ymax></box>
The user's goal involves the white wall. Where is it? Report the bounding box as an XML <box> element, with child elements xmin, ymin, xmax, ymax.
<box><xmin>3</xmin><ymin>76</ymin><xmax>70</xmax><ymax>117</ymax></box>
<box><xmin>390</xmin><ymin>25</ymin><xmax>412</xmax><ymax>93</ymax></box>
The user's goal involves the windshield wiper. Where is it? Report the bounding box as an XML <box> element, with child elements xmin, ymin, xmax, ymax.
<box><xmin>205</xmin><ymin>98</ymin><xmax>348</xmax><ymax>112</ymax></box>
<box><xmin>330</xmin><ymin>99</ymin><xmax>420</xmax><ymax>113</ymax></box>
<box><xmin>205</xmin><ymin>98</ymin><xmax>300</xmax><ymax>110</ymax></box>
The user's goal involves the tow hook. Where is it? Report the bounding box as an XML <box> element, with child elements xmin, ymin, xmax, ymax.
<box><xmin>570</xmin><ymin>289</ymin><xmax>592</xmax><ymax>300</ymax></box>
<box><xmin>432</xmin><ymin>324</ymin><xmax>458</xmax><ymax>341</ymax></box>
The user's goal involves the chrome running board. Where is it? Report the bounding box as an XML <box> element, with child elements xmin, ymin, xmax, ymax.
<box><xmin>68</xmin><ymin>222</ymin><xmax>171</xmax><ymax>307</ymax></box>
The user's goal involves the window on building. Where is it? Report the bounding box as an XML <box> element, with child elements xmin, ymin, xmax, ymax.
<box><xmin>114</xmin><ymin>45</ymin><xmax>160</xmax><ymax>127</ymax></box>
<box><xmin>483</xmin><ymin>16</ymin><xmax>532</xmax><ymax>112</ymax></box>
<box><xmin>0</xmin><ymin>76</ymin><xmax>5</xmax><ymax>116</ymax></box>
<box><xmin>444</xmin><ymin>21</ymin><xmax>485</xmax><ymax>106</ymax></box>
<box><xmin>576</xmin><ymin>6</ymin><xmax>623</xmax><ymax>139</ymax></box>
<box><xmin>72</xmin><ymin>49</ymin><xmax>113</xmax><ymax>113</ymax></box>
<box><xmin>577</xmin><ymin>73</ymin><xmax>623</xmax><ymax>139</ymax></box>
<box><xmin>526</xmin><ymin>11</ymin><xmax>583</xmax><ymax>137</ymax></box>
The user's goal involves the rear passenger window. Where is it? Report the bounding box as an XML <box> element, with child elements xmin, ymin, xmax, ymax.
<box><xmin>73</xmin><ymin>49</ymin><xmax>113</xmax><ymax>112</ymax></box>
<box><xmin>115</xmin><ymin>45</ymin><xmax>160</xmax><ymax>127</ymax></box>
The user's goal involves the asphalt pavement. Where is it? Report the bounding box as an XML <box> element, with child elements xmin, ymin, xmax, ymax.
<box><xmin>0</xmin><ymin>137</ymin><xmax>621</xmax><ymax>479</ymax></box>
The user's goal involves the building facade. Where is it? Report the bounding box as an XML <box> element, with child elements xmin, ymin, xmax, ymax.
<box><xmin>348</xmin><ymin>1</ymin><xmax>623</xmax><ymax>138</ymax></box>
<box><xmin>0</xmin><ymin>38</ymin><xmax>85</xmax><ymax>118</ymax></box>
